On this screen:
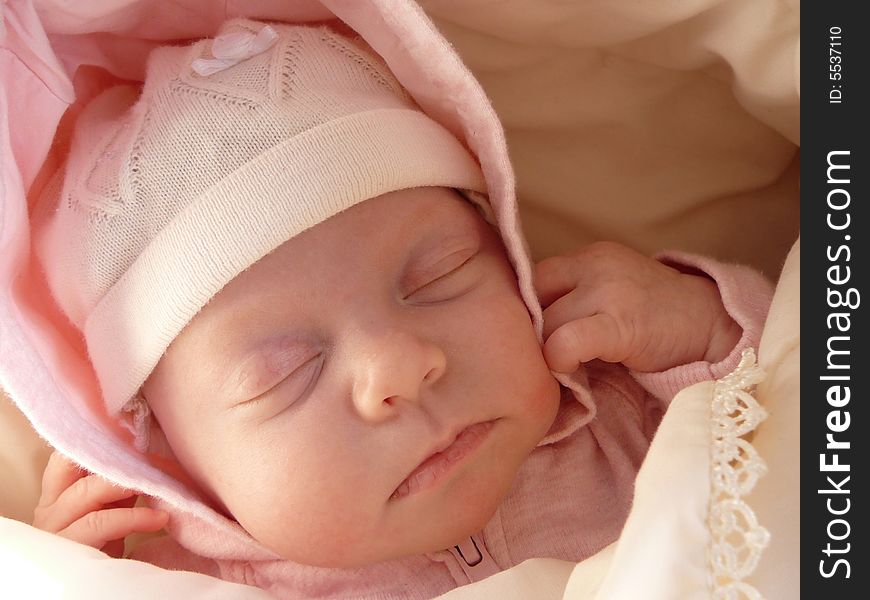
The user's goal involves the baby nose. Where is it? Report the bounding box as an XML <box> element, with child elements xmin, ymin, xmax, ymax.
<box><xmin>352</xmin><ymin>328</ymin><xmax>447</xmax><ymax>422</ymax></box>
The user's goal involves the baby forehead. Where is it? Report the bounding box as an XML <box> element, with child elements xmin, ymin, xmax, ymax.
<box><xmin>216</xmin><ymin>193</ymin><xmax>483</xmax><ymax>291</ymax></box>
<box><xmin>293</xmin><ymin>188</ymin><xmax>486</xmax><ymax>254</ymax></box>
<box><xmin>343</xmin><ymin>186</ymin><xmax>484</xmax><ymax>233</ymax></box>
<box><xmin>399</xmin><ymin>200</ymin><xmax>487</xmax><ymax>248</ymax></box>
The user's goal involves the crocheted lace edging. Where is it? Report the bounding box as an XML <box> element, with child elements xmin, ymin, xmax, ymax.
<box><xmin>709</xmin><ymin>348</ymin><xmax>771</xmax><ymax>600</ymax></box>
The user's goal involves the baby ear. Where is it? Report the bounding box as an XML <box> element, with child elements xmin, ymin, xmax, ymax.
<box><xmin>120</xmin><ymin>392</ymin><xmax>152</xmax><ymax>453</ymax></box>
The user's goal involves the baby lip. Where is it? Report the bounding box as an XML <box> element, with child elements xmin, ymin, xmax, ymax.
<box><xmin>391</xmin><ymin>420</ymin><xmax>494</xmax><ymax>500</ymax></box>
<box><xmin>430</xmin><ymin>429</ymin><xmax>464</xmax><ymax>457</ymax></box>
<box><xmin>418</xmin><ymin>426</ymin><xmax>468</xmax><ymax>469</ymax></box>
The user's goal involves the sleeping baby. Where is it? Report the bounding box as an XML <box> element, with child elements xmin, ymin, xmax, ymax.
<box><xmin>30</xmin><ymin>18</ymin><xmax>772</xmax><ymax>598</ymax></box>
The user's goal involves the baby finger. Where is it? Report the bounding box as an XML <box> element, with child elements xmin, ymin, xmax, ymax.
<box><xmin>37</xmin><ymin>451</ymin><xmax>86</xmax><ymax>510</ymax></box>
<box><xmin>533</xmin><ymin>255</ymin><xmax>581</xmax><ymax>308</ymax></box>
<box><xmin>541</xmin><ymin>286</ymin><xmax>598</xmax><ymax>340</ymax></box>
<box><xmin>59</xmin><ymin>507</ymin><xmax>169</xmax><ymax>554</ymax></box>
<box><xmin>36</xmin><ymin>475</ymin><xmax>139</xmax><ymax>534</ymax></box>
<box><xmin>543</xmin><ymin>313</ymin><xmax>623</xmax><ymax>373</ymax></box>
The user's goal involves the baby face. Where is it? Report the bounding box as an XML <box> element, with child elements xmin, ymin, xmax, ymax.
<box><xmin>141</xmin><ymin>186</ymin><xmax>561</xmax><ymax>567</ymax></box>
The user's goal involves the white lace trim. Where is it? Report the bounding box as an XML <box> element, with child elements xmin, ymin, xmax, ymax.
<box><xmin>709</xmin><ymin>349</ymin><xmax>771</xmax><ymax>600</ymax></box>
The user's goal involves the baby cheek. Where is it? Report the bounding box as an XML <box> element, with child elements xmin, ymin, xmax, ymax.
<box><xmin>254</xmin><ymin>483</ymin><xmax>381</xmax><ymax>566</ymax></box>
<box><xmin>475</xmin><ymin>282</ymin><xmax>560</xmax><ymax>423</ymax></box>
<box><xmin>228</xmin><ymin>439</ymin><xmax>380</xmax><ymax>565</ymax></box>
<box><xmin>474</xmin><ymin>286</ymin><xmax>541</xmax><ymax>365</ymax></box>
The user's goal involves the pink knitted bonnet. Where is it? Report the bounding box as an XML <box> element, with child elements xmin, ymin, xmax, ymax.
<box><xmin>33</xmin><ymin>18</ymin><xmax>492</xmax><ymax>445</ymax></box>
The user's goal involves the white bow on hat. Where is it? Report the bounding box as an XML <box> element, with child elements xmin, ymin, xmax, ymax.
<box><xmin>192</xmin><ymin>25</ymin><xmax>279</xmax><ymax>76</ymax></box>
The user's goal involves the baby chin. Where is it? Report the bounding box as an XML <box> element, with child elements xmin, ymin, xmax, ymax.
<box><xmin>381</xmin><ymin>382</ymin><xmax>562</xmax><ymax>561</ymax></box>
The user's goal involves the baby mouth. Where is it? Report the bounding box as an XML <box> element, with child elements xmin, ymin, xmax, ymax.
<box><xmin>390</xmin><ymin>420</ymin><xmax>496</xmax><ymax>500</ymax></box>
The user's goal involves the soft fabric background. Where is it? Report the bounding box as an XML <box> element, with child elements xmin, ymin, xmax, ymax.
<box><xmin>0</xmin><ymin>390</ymin><xmax>49</xmax><ymax>523</ymax></box>
<box><xmin>418</xmin><ymin>0</ymin><xmax>799</xmax><ymax>279</ymax></box>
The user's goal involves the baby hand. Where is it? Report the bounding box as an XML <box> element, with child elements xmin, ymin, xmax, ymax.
<box><xmin>32</xmin><ymin>450</ymin><xmax>169</xmax><ymax>558</ymax></box>
<box><xmin>534</xmin><ymin>241</ymin><xmax>741</xmax><ymax>374</ymax></box>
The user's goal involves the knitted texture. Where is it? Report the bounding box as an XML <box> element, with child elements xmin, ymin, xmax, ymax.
<box><xmin>33</xmin><ymin>19</ymin><xmax>488</xmax><ymax>418</ymax></box>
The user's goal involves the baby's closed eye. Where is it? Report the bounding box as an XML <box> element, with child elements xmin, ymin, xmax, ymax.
<box><xmin>227</xmin><ymin>340</ymin><xmax>322</xmax><ymax>405</ymax></box>
<box><xmin>404</xmin><ymin>248</ymin><xmax>480</xmax><ymax>301</ymax></box>
<box><xmin>230</xmin><ymin>355</ymin><xmax>323</xmax><ymax>423</ymax></box>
